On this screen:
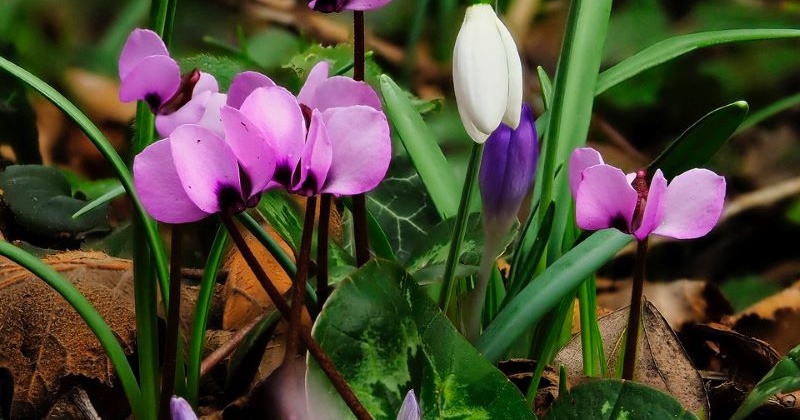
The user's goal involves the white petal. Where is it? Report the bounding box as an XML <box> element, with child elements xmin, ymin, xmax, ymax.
<box><xmin>496</xmin><ymin>13</ymin><xmax>523</xmax><ymax>129</ymax></box>
<box><xmin>453</xmin><ymin>4</ymin><xmax>509</xmax><ymax>138</ymax></box>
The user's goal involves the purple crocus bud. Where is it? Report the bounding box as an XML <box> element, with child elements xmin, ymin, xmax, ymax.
<box><xmin>464</xmin><ymin>104</ymin><xmax>537</xmax><ymax>342</ymax></box>
<box><xmin>170</xmin><ymin>397</ymin><xmax>198</xmax><ymax>420</ymax></box>
<box><xmin>396</xmin><ymin>389</ymin><xmax>421</xmax><ymax>420</ymax></box>
<box><xmin>118</xmin><ymin>29</ymin><xmax>224</xmax><ymax>137</ymax></box>
<box><xmin>225</xmin><ymin>69</ymin><xmax>391</xmax><ymax>197</ymax></box>
<box><xmin>569</xmin><ymin>147</ymin><xmax>726</xmax><ymax>240</ymax></box>
<box><xmin>479</xmin><ymin>104</ymin><xmax>538</xmax><ymax>234</ymax></box>
<box><xmin>308</xmin><ymin>0</ymin><xmax>393</xmax><ymax>13</ymax></box>
<box><xmin>133</xmin><ymin>121</ymin><xmax>275</xmax><ymax>224</ymax></box>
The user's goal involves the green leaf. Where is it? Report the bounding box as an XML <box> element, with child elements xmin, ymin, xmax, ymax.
<box><xmin>648</xmin><ymin>101</ymin><xmax>748</xmax><ymax>179</ymax></box>
<box><xmin>178</xmin><ymin>54</ymin><xmax>247</xmax><ymax>90</ymax></box>
<box><xmin>380</xmin><ymin>74</ymin><xmax>459</xmax><ymax>219</ymax></box>
<box><xmin>366</xmin><ymin>157</ymin><xmax>440</xmax><ymax>262</ymax></box>
<box><xmin>477</xmin><ymin>229</ymin><xmax>632</xmax><ymax>362</ymax></box>
<box><xmin>244</xmin><ymin>28</ymin><xmax>302</xmax><ymax>70</ymax></box>
<box><xmin>405</xmin><ymin>212</ymin><xmax>517</xmax><ymax>273</ymax></box>
<box><xmin>308</xmin><ymin>260</ymin><xmax>534</xmax><ymax>420</ymax></box>
<box><xmin>596</xmin><ymin>29</ymin><xmax>800</xmax><ymax>96</ymax></box>
<box><xmin>536</xmin><ymin>66</ymin><xmax>554</xmax><ymax>110</ymax></box>
<box><xmin>71</xmin><ymin>184</ymin><xmax>125</xmax><ymax>219</ymax></box>
<box><xmin>0</xmin><ymin>165</ymin><xmax>108</xmax><ymax>246</ymax></box>
<box><xmin>732</xmin><ymin>344</ymin><xmax>800</xmax><ymax>420</ymax></box>
<box><xmin>544</xmin><ymin>379</ymin><xmax>698</xmax><ymax>420</ymax></box>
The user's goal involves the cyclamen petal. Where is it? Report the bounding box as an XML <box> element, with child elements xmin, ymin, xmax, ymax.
<box><xmin>633</xmin><ymin>169</ymin><xmax>667</xmax><ymax>240</ymax></box>
<box><xmin>291</xmin><ymin>110</ymin><xmax>333</xmax><ymax>196</ymax></box>
<box><xmin>220</xmin><ymin>106</ymin><xmax>276</xmax><ymax>194</ymax></box>
<box><xmin>575</xmin><ymin>164</ymin><xmax>638</xmax><ymax>232</ymax></box>
<box><xmin>568</xmin><ymin>147</ymin><xmax>604</xmax><ymax>196</ymax></box>
<box><xmin>298</xmin><ymin>62</ymin><xmax>382</xmax><ymax>111</ymax></box>
<box><xmin>134</xmin><ymin>139</ymin><xmax>211</xmax><ymax>224</ymax></box>
<box><xmin>453</xmin><ymin>4</ymin><xmax>523</xmax><ymax>142</ymax></box>
<box><xmin>651</xmin><ymin>168</ymin><xmax>726</xmax><ymax>239</ymax></box>
<box><xmin>119</xmin><ymin>55</ymin><xmax>180</xmax><ymax>110</ymax></box>
<box><xmin>319</xmin><ymin>106</ymin><xmax>391</xmax><ymax>195</ymax></box>
<box><xmin>227</xmin><ymin>71</ymin><xmax>276</xmax><ymax>109</ymax></box>
<box><xmin>239</xmin><ymin>86</ymin><xmax>307</xmax><ymax>171</ymax></box>
<box><xmin>308</xmin><ymin>0</ymin><xmax>393</xmax><ymax>12</ymax></box>
<box><xmin>169</xmin><ymin>124</ymin><xmax>242</xmax><ymax>215</ymax></box>
<box><xmin>118</xmin><ymin>28</ymin><xmax>170</xmax><ymax>80</ymax></box>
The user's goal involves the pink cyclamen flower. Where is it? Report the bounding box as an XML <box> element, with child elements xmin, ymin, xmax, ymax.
<box><xmin>222</xmin><ymin>62</ymin><xmax>391</xmax><ymax>197</ymax></box>
<box><xmin>170</xmin><ymin>397</ymin><xmax>197</xmax><ymax>420</ymax></box>
<box><xmin>119</xmin><ymin>28</ymin><xmax>224</xmax><ymax>137</ymax></box>
<box><xmin>133</xmin><ymin>119</ymin><xmax>275</xmax><ymax>224</ymax></box>
<box><xmin>308</xmin><ymin>0</ymin><xmax>392</xmax><ymax>12</ymax></box>
<box><xmin>569</xmin><ymin>147</ymin><xmax>726</xmax><ymax>241</ymax></box>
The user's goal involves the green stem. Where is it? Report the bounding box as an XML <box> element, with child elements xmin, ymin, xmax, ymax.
<box><xmin>622</xmin><ymin>238</ymin><xmax>648</xmax><ymax>380</ymax></box>
<box><xmin>159</xmin><ymin>226</ymin><xmax>183</xmax><ymax>419</ymax></box>
<box><xmin>186</xmin><ymin>226</ymin><xmax>228</xmax><ymax>405</ymax></box>
<box><xmin>577</xmin><ymin>279</ymin><xmax>596</xmax><ymax>377</ymax></box>
<box><xmin>133</xmin><ymin>220</ymin><xmax>160</xmax><ymax>420</ymax></box>
<box><xmin>317</xmin><ymin>194</ymin><xmax>332</xmax><ymax>309</ymax></box>
<box><xmin>439</xmin><ymin>142</ymin><xmax>483</xmax><ymax>312</ymax></box>
<box><xmin>0</xmin><ymin>241</ymin><xmax>144</xmax><ymax>419</ymax></box>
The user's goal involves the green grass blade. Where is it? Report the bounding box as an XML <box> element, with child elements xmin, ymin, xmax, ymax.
<box><xmin>72</xmin><ymin>184</ymin><xmax>125</xmax><ymax>219</ymax></box>
<box><xmin>0</xmin><ymin>241</ymin><xmax>144</xmax><ymax>419</ymax></box>
<box><xmin>536</xmin><ymin>66</ymin><xmax>554</xmax><ymax>110</ymax></box>
<box><xmin>596</xmin><ymin>29</ymin><xmax>800</xmax><ymax>96</ymax></box>
<box><xmin>477</xmin><ymin>229</ymin><xmax>632</xmax><ymax>362</ymax></box>
<box><xmin>739</xmin><ymin>92</ymin><xmax>800</xmax><ymax>132</ymax></box>
<box><xmin>380</xmin><ymin>74</ymin><xmax>459</xmax><ymax>219</ymax></box>
<box><xmin>186</xmin><ymin>226</ymin><xmax>228</xmax><ymax>405</ymax></box>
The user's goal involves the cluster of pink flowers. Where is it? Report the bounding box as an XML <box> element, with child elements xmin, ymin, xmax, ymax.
<box><xmin>121</xmin><ymin>29</ymin><xmax>391</xmax><ymax>224</ymax></box>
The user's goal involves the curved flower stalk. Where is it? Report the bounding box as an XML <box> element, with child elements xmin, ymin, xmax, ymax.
<box><xmin>119</xmin><ymin>28</ymin><xmax>224</xmax><ymax>137</ymax></box>
<box><xmin>568</xmin><ymin>147</ymin><xmax>726</xmax><ymax>240</ymax></box>
<box><xmin>308</xmin><ymin>0</ymin><xmax>393</xmax><ymax>12</ymax></box>
<box><xmin>462</xmin><ymin>104</ymin><xmax>538</xmax><ymax>342</ymax></box>
<box><xmin>453</xmin><ymin>4</ymin><xmax>523</xmax><ymax>143</ymax></box>
<box><xmin>133</xmin><ymin>119</ymin><xmax>275</xmax><ymax>224</ymax></box>
<box><xmin>224</xmin><ymin>64</ymin><xmax>391</xmax><ymax>197</ymax></box>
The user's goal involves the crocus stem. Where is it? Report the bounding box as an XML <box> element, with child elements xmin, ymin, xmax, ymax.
<box><xmin>219</xmin><ymin>215</ymin><xmax>374</xmax><ymax>420</ymax></box>
<box><xmin>439</xmin><ymin>142</ymin><xmax>483</xmax><ymax>312</ymax></box>
<box><xmin>352</xmin><ymin>9</ymin><xmax>371</xmax><ymax>267</ymax></box>
<box><xmin>283</xmin><ymin>196</ymin><xmax>318</xmax><ymax>386</ymax></box>
<box><xmin>159</xmin><ymin>225</ymin><xmax>183</xmax><ymax>420</ymax></box>
<box><xmin>622</xmin><ymin>238</ymin><xmax>648</xmax><ymax>380</ymax></box>
<box><xmin>317</xmin><ymin>194</ymin><xmax>332</xmax><ymax>309</ymax></box>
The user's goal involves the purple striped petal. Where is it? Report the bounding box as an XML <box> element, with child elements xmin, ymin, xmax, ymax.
<box><xmin>396</xmin><ymin>390</ymin><xmax>421</xmax><ymax>420</ymax></box>
<box><xmin>170</xmin><ymin>397</ymin><xmax>198</xmax><ymax>420</ymax></box>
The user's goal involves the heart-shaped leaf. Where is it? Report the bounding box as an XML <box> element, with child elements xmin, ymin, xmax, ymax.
<box><xmin>307</xmin><ymin>260</ymin><xmax>534</xmax><ymax>420</ymax></box>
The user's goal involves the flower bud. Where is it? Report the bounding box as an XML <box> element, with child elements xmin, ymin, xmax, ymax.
<box><xmin>308</xmin><ymin>0</ymin><xmax>392</xmax><ymax>12</ymax></box>
<box><xmin>453</xmin><ymin>4</ymin><xmax>523</xmax><ymax>143</ymax></box>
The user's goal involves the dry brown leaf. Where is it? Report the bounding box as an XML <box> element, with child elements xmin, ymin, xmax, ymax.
<box><xmin>222</xmin><ymin>224</ymin><xmax>295</xmax><ymax>330</ymax></box>
<box><xmin>596</xmin><ymin>278</ymin><xmax>732</xmax><ymax>331</ymax></box>
<box><xmin>0</xmin><ymin>251</ymin><xmax>136</xmax><ymax>418</ymax></box>
<box><xmin>554</xmin><ymin>300</ymin><xmax>709</xmax><ymax>415</ymax></box>
<box><xmin>727</xmin><ymin>279</ymin><xmax>800</xmax><ymax>355</ymax></box>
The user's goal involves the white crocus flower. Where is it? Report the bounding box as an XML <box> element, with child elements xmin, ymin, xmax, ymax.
<box><xmin>453</xmin><ymin>3</ymin><xmax>523</xmax><ymax>143</ymax></box>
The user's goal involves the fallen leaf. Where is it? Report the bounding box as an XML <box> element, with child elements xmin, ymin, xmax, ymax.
<box><xmin>222</xmin><ymin>223</ymin><xmax>295</xmax><ymax>330</ymax></box>
<box><xmin>0</xmin><ymin>251</ymin><xmax>136</xmax><ymax>418</ymax></box>
<box><xmin>554</xmin><ymin>300</ymin><xmax>709</xmax><ymax>415</ymax></box>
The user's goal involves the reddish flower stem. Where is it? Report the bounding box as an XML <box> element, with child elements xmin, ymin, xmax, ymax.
<box><xmin>284</xmin><ymin>195</ymin><xmax>317</xmax><ymax>383</ymax></box>
<box><xmin>622</xmin><ymin>238</ymin><xmax>648</xmax><ymax>380</ymax></box>
<box><xmin>219</xmin><ymin>214</ymin><xmax>373</xmax><ymax>420</ymax></box>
